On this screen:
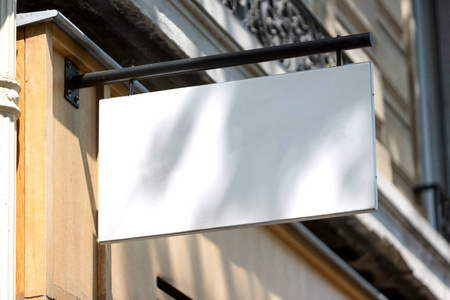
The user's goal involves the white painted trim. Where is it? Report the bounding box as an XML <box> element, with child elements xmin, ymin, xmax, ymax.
<box><xmin>0</xmin><ymin>0</ymin><xmax>19</xmax><ymax>299</ymax></box>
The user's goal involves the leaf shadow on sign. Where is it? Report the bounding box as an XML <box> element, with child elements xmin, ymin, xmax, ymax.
<box><xmin>117</xmin><ymin>67</ymin><xmax>374</xmax><ymax>238</ymax></box>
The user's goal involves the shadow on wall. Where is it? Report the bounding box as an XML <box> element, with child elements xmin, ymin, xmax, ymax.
<box><xmin>50</xmin><ymin>52</ymin><xmax>101</xmax><ymax>298</ymax></box>
<box><xmin>109</xmin><ymin>223</ymin><xmax>354</xmax><ymax>299</ymax></box>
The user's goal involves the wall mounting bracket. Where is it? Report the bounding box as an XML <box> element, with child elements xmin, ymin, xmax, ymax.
<box><xmin>64</xmin><ymin>58</ymin><xmax>80</xmax><ymax>108</ymax></box>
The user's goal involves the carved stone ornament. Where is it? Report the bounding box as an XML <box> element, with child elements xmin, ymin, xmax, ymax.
<box><xmin>0</xmin><ymin>75</ymin><xmax>21</xmax><ymax>119</ymax></box>
<box><xmin>221</xmin><ymin>0</ymin><xmax>338</xmax><ymax>71</ymax></box>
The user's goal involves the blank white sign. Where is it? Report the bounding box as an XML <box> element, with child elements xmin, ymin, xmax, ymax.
<box><xmin>98</xmin><ymin>62</ymin><xmax>377</xmax><ymax>243</ymax></box>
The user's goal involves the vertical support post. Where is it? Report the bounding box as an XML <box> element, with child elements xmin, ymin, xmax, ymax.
<box><xmin>336</xmin><ymin>35</ymin><xmax>342</xmax><ymax>66</ymax></box>
<box><xmin>336</xmin><ymin>49</ymin><xmax>342</xmax><ymax>66</ymax></box>
<box><xmin>0</xmin><ymin>0</ymin><xmax>21</xmax><ymax>299</ymax></box>
<box><xmin>129</xmin><ymin>79</ymin><xmax>135</xmax><ymax>96</ymax></box>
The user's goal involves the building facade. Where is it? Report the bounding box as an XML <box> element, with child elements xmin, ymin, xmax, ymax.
<box><xmin>3</xmin><ymin>0</ymin><xmax>449</xmax><ymax>299</ymax></box>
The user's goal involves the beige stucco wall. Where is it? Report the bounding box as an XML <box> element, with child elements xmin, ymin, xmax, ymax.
<box><xmin>107</xmin><ymin>227</ymin><xmax>356</xmax><ymax>300</ymax></box>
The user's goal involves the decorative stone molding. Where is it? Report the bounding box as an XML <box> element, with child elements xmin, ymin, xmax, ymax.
<box><xmin>0</xmin><ymin>75</ymin><xmax>21</xmax><ymax>119</ymax></box>
<box><xmin>221</xmin><ymin>0</ymin><xmax>336</xmax><ymax>71</ymax></box>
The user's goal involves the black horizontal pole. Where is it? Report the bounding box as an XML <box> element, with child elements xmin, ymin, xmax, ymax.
<box><xmin>71</xmin><ymin>32</ymin><xmax>373</xmax><ymax>89</ymax></box>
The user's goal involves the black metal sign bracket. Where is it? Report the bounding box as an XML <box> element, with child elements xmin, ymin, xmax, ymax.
<box><xmin>65</xmin><ymin>32</ymin><xmax>373</xmax><ymax>108</ymax></box>
<box><xmin>64</xmin><ymin>58</ymin><xmax>80</xmax><ymax>108</ymax></box>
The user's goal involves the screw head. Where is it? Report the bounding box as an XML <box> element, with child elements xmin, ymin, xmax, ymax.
<box><xmin>74</xmin><ymin>96</ymin><xmax>80</xmax><ymax>105</ymax></box>
<box><xmin>67</xmin><ymin>60</ymin><xmax>72</xmax><ymax>69</ymax></box>
<box><xmin>66</xmin><ymin>89</ymin><xmax>72</xmax><ymax>97</ymax></box>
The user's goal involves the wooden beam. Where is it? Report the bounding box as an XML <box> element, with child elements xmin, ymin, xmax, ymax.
<box><xmin>23</xmin><ymin>22</ymin><xmax>54</xmax><ymax>297</ymax></box>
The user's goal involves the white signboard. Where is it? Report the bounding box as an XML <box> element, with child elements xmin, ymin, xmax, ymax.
<box><xmin>98</xmin><ymin>62</ymin><xmax>377</xmax><ymax>243</ymax></box>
